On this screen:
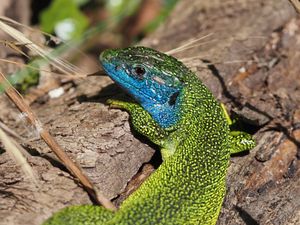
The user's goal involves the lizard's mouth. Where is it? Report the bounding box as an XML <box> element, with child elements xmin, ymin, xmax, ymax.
<box><xmin>100</xmin><ymin>62</ymin><xmax>163</xmax><ymax>106</ymax></box>
<box><xmin>115</xmin><ymin>79</ymin><xmax>163</xmax><ymax>105</ymax></box>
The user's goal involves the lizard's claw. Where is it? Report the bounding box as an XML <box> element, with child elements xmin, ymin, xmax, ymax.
<box><xmin>106</xmin><ymin>99</ymin><xmax>136</xmax><ymax>111</ymax></box>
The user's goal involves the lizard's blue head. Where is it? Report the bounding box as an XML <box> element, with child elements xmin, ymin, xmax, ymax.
<box><xmin>99</xmin><ymin>46</ymin><xmax>190</xmax><ymax>128</ymax></box>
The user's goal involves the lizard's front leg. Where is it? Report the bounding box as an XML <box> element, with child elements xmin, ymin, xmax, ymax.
<box><xmin>107</xmin><ymin>99</ymin><xmax>168</xmax><ymax>144</ymax></box>
<box><xmin>107</xmin><ymin>99</ymin><xmax>177</xmax><ymax>160</ymax></box>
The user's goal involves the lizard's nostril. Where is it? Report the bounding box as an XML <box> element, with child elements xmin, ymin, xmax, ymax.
<box><xmin>99</xmin><ymin>49</ymin><xmax>118</xmax><ymax>62</ymax></box>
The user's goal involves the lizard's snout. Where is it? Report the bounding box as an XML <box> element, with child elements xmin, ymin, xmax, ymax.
<box><xmin>99</xmin><ymin>49</ymin><xmax>118</xmax><ymax>63</ymax></box>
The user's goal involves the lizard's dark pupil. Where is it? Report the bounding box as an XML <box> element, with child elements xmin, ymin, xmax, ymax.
<box><xmin>169</xmin><ymin>91</ymin><xmax>179</xmax><ymax>106</ymax></box>
<box><xmin>134</xmin><ymin>66</ymin><xmax>145</xmax><ymax>78</ymax></box>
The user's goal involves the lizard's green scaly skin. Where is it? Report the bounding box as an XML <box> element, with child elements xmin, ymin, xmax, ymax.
<box><xmin>43</xmin><ymin>47</ymin><xmax>255</xmax><ymax>225</ymax></box>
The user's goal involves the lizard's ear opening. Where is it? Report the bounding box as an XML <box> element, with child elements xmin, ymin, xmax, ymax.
<box><xmin>168</xmin><ymin>91</ymin><xmax>180</xmax><ymax>106</ymax></box>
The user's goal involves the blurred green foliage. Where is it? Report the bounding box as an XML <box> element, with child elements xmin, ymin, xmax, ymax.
<box><xmin>40</xmin><ymin>0</ymin><xmax>179</xmax><ymax>40</ymax></box>
<box><xmin>14</xmin><ymin>64</ymin><xmax>40</xmax><ymax>92</ymax></box>
<box><xmin>40</xmin><ymin>0</ymin><xmax>89</xmax><ymax>40</ymax></box>
<box><xmin>0</xmin><ymin>61</ymin><xmax>39</xmax><ymax>94</ymax></box>
<box><xmin>145</xmin><ymin>0</ymin><xmax>179</xmax><ymax>32</ymax></box>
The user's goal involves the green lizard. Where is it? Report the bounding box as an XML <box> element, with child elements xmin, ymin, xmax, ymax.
<box><xmin>43</xmin><ymin>46</ymin><xmax>255</xmax><ymax>225</ymax></box>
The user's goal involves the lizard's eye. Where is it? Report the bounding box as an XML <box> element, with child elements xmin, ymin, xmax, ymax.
<box><xmin>132</xmin><ymin>65</ymin><xmax>146</xmax><ymax>79</ymax></box>
<box><xmin>115</xmin><ymin>65</ymin><xmax>122</xmax><ymax>71</ymax></box>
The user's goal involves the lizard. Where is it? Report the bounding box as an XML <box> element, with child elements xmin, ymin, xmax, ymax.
<box><xmin>43</xmin><ymin>46</ymin><xmax>255</xmax><ymax>225</ymax></box>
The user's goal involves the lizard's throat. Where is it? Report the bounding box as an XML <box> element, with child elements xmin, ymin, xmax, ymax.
<box><xmin>124</xmin><ymin>83</ymin><xmax>183</xmax><ymax>128</ymax></box>
<box><xmin>141</xmin><ymin>98</ymin><xmax>182</xmax><ymax>129</ymax></box>
<box><xmin>123</xmin><ymin>85</ymin><xmax>182</xmax><ymax>128</ymax></box>
<box><xmin>113</xmin><ymin>78</ymin><xmax>182</xmax><ymax>128</ymax></box>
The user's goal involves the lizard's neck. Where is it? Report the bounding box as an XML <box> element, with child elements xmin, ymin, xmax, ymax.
<box><xmin>173</xmin><ymin>76</ymin><xmax>231</xmax><ymax>162</ymax></box>
<box><xmin>141</xmin><ymin>100</ymin><xmax>181</xmax><ymax>129</ymax></box>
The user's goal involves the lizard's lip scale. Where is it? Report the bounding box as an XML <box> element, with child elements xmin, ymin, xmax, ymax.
<box><xmin>119</xmin><ymin>81</ymin><xmax>160</xmax><ymax>104</ymax></box>
<box><xmin>99</xmin><ymin>49</ymin><xmax>117</xmax><ymax>63</ymax></box>
<box><xmin>99</xmin><ymin>51</ymin><xmax>106</xmax><ymax>61</ymax></box>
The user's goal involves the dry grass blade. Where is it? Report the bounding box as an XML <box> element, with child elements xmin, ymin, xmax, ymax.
<box><xmin>0</xmin><ymin>16</ymin><xmax>104</xmax><ymax>79</ymax></box>
<box><xmin>165</xmin><ymin>33</ymin><xmax>214</xmax><ymax>55</ymax></box>
<box><xmin>289</xmin><ymin>0</ymin><xmax>300</xmax><ymax>13</ymax></box>
<box><xmin>0</xmin><ymin>16</ymin><xmax>62</xmax><ymax>43</ymax></box>
<box><xmin>0</xmin><ymin>127</ymin><xmax>38</xmax><ymax>185</ymax></box>
<box><xmin>181</xmin><ymin>57</ymin><xmax>254</xmax><ymax>67</ymax></box>
<box><xmin>0</xmin><ymin>121</ymin><xmax>25</xmax><ymax>141</ymax></box>
<box><xmin>0</xmin><ymin>18</ymin><xmax>83</xmax><ymax>76</ymax></box>
<box><xmin>0</xmin><ymin>58</ymin><xmax>89</xmax><ymax>79</ymax></box>
<box><xmin>0</xmin><ymin>40</ymin><xmax>30</xmax><ymax>58</ymax></box>
<box><xmin>0</xmin><ymin>71</ymin><xmax>117</xmax><ymax>211</ymax></box>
